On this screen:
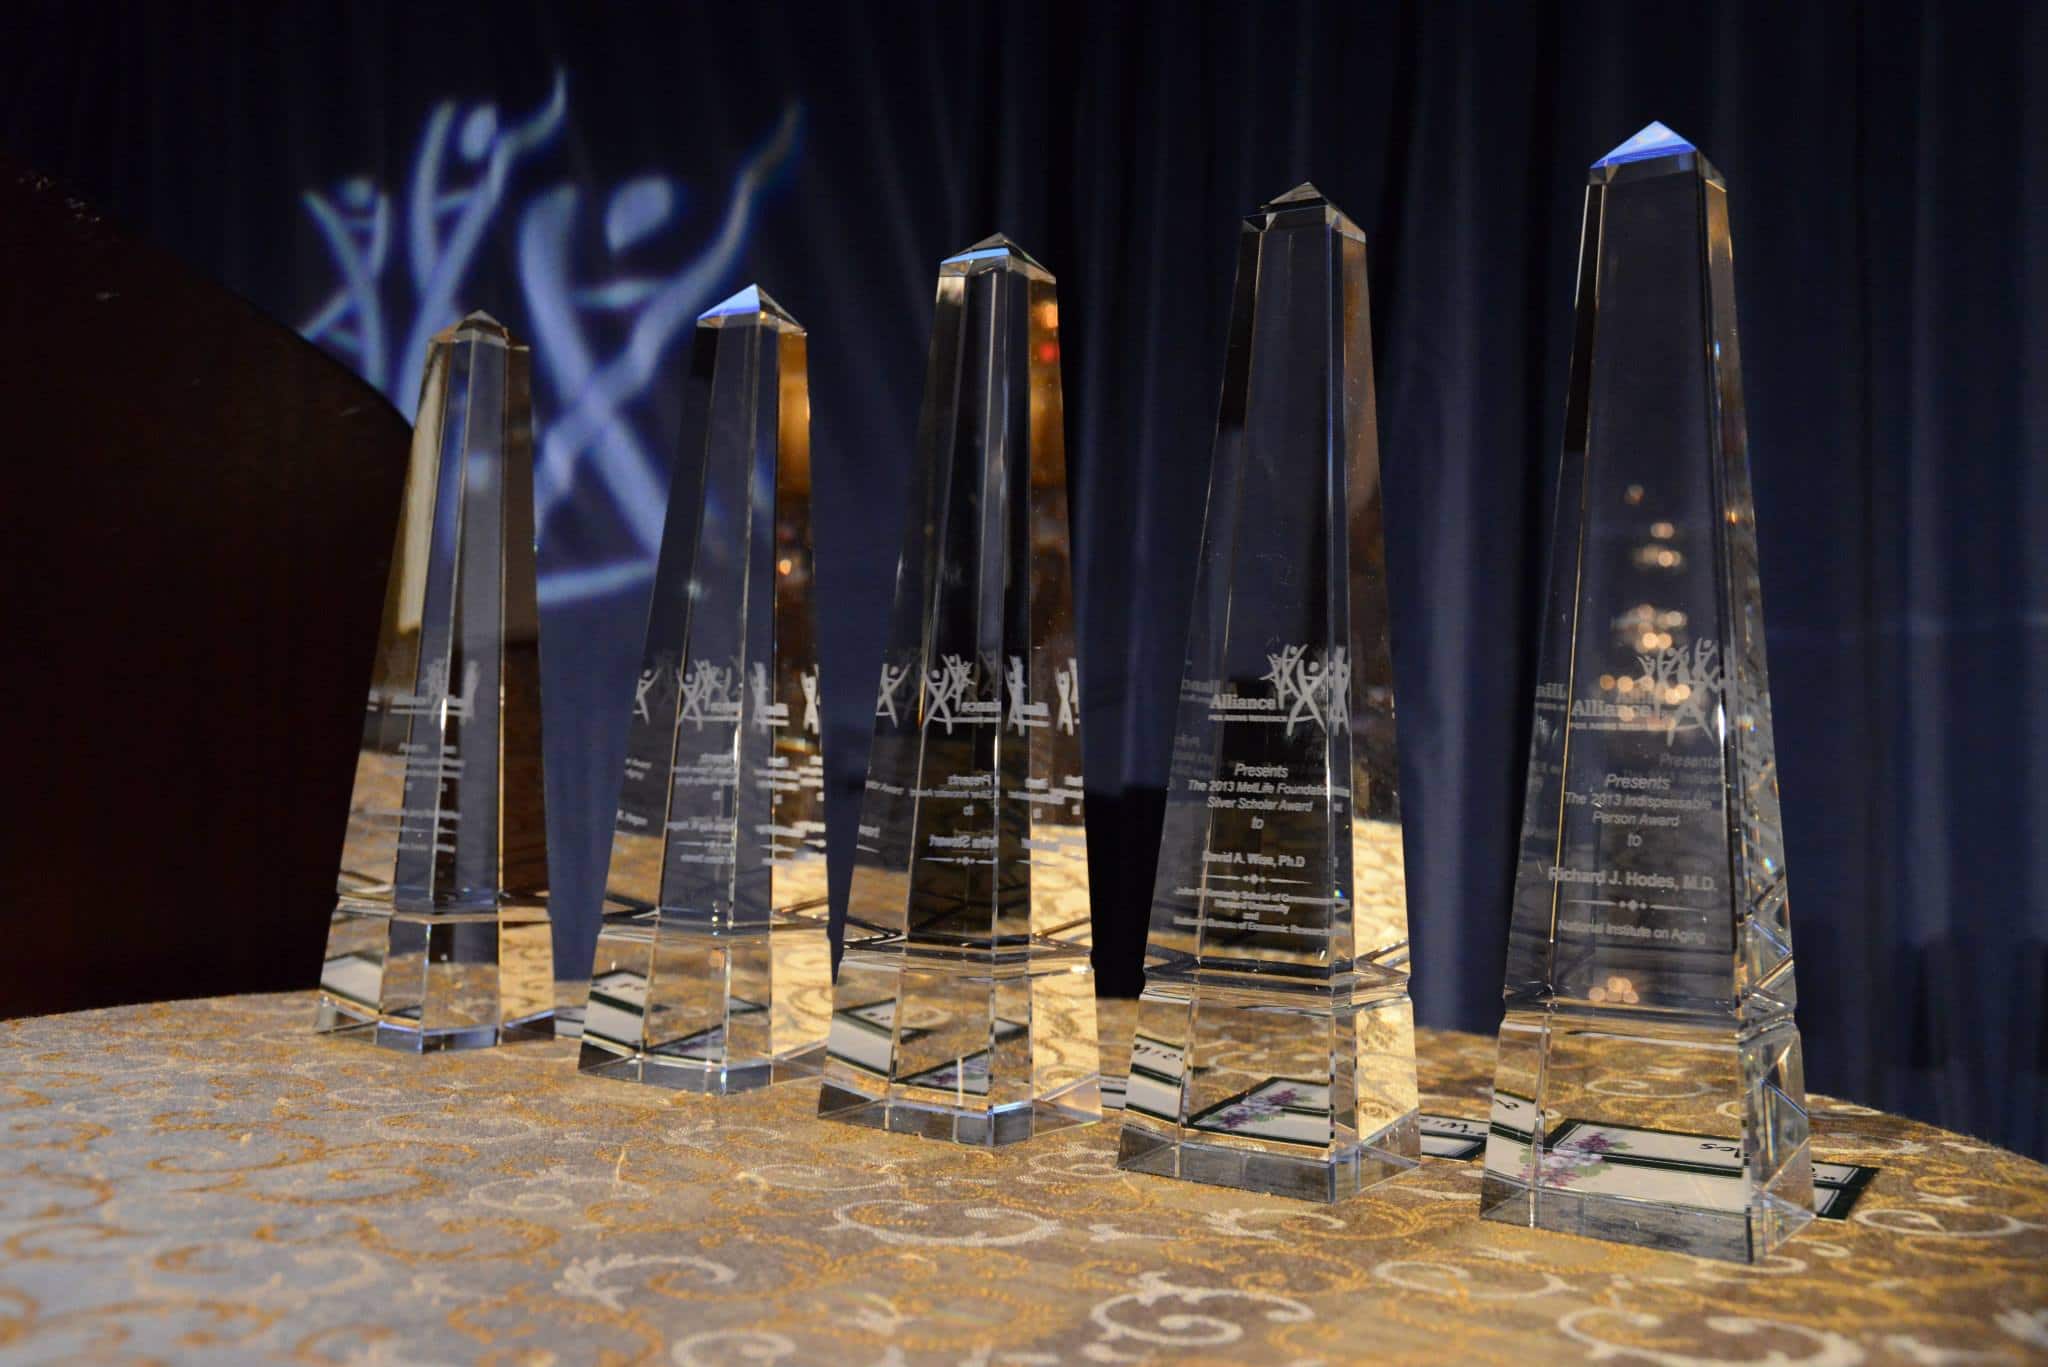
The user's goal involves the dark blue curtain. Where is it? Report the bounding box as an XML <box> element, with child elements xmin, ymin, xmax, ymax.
<box><xmin>3</xmin><ymin>0</ymin><xmax>2039</xmax><ymax>1159</ymax></box>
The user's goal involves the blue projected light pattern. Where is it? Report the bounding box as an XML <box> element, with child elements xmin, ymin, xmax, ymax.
<box><xmin>300</xmin><ymin>72</ymin><xmax>802</xmax><ymax>608</ymax></box>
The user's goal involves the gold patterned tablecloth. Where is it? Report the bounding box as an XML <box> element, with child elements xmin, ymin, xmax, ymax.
<box><xmin>2</xmin><ymin>994</ymin><xmax>2044</xmax><ymax>1365</ymax></box>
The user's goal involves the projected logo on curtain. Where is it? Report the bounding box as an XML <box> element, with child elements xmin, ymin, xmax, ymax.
<box><xmin>298</xmin><ymin>72</ymin><xmax>802</xmax><ymax>607</ymax></box>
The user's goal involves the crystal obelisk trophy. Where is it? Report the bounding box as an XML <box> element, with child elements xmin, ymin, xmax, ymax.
<box><xmin>315</xmin><ymin>313</ymin><xmax>554</xmax><ymax>1051</ymax></box>
<box><xmin>1116</xmin><ymin>185</ymin><xmax>1419</xmax><ymax>1202</ymax></box>
<box><xmin>578</xmin><ymin>286</ymin><xmax>831</xmax><ymax>1092</ymax></box>
<box><xmin>1480</xmin><ymin>125</ymin><xmax>1812</xmax><ymax>1261</ymax></box>
<box><xmin>818</xmin><ymin>235</ymin><xmax>1100</xmax><ymax>1145</ymax></box>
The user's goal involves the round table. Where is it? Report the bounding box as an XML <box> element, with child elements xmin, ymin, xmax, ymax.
<box><xmin>2</xmin><ymin>994</ymin><xmax>2043</xmax><ymax>1364</ymax></box>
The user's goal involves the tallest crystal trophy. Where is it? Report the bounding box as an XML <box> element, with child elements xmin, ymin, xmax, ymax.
<box><xmin>818</xmin><ymin>235</ymin><xmax>1101</xmax><ymax>1145</ymax></box>
<box><xmin>1480</xmin><ymin>124</ymin><xmax>1813</xmax><ymax>1262</ymax></box>
<box><xmin>1116</xmin><ymin>185</ymin><xmax>1420</xmax><ymax>1202</ymax></box>
<box><xmin>315</xmin><ymin>313</ymin><xmax>554</xmax><ymax>1051</ymax></box>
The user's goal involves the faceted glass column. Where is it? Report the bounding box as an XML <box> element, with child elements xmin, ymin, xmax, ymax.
<box><xmin>579</xmin><ymin>286</ymin><xmax>831</xmax><ymax>1093</ymax></box>
<box><xmin>315</xmin><ymin>313</ymin><xmax>554</xmax><ymax>1051</ymax></box>
<box><xmin>819</xmin><ymin>236</ymin><xmax>1100</xmax><ymax>1146</ymax></box>
<box><xmin>1116</xmin><ymin>185</ymin><xmax>1419</xmax><ymax>1202</ymax></box>
<box><xmin>1480</xmin><ymin>125</ymin><xmax>1812</xmax><ymax>1262</ymax></box>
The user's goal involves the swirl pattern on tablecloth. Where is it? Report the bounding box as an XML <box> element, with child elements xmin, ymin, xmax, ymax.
<box><xmin>0</xmin><ymin>993</ymin><xmax>2043</xmax><ymax>1364</ymax></box>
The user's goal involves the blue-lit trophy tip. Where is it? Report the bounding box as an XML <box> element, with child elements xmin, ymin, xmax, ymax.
<box><xmin>1593</xmin><ymin>121</ymin><xmax>1696</xmax><ymax>168</ymax></box>
<box><xmin>701</xmin><ymin>284</ymin><xmax>763</xmax><ymax>319</ymax></box>
<box><xmin>940</xmin><ymin>233</ymin><xmax>1047</xmax><ymax>271</ymax></box>
<box><xmin>699</xmin><ymin>284</ymin><xmax>799</xmax><ymax>327</ymax></box>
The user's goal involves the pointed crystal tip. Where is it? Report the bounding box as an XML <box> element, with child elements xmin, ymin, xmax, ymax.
<box><xmin>439</xmin><ymin>311</ymin><xmax>512</xmax><ymax>343</ymax></box>
<box><xmin>1265</xmin><ymin>181</ymin><xmax>1327</xmax><ymax>208</ymax></box>
<box><xmin>1593</xmin><ymin>121</ymin><xmax>1696</xmax><ymax>168</ymax></box>
<box><xmin>1251</xmin><ymin>181</ymin><xmax>1360</xmax><ymax>240</ymax></box>
<box><xmin>941</xmin><ymin>233</ymin><xmax>1047</xmax><ymax>271</ymax></box>
<box><xmin>699</xmin><ymin>283</ymin><xmax>800</xmax><ymax>327</ymax></box>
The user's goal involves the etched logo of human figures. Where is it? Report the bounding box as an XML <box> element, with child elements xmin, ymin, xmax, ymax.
<box><xmin>801</xmin><ymin>667</ymin><xmax>821</xmax><ymax>736</ymax></box>
<box><xmin>632</xmin><ymin>652</ymin><xmax>676</xmax><ymax>723</ymax></box>
<box><xmin>1263</xmin><ymin>645</ymin><xmax>1351</xmax><ymax>737</ymax></box>
<box><xmin>1005</xmin><ymin>656</ymin><xmax>1033</xmax><ymax>735</ymax></box>
<box><xmin>678</xmin><ymin>660</ymin><xmax>739</xmax><ymax>729</ymax></box>
<box><xmin>420</xmin><ymin>659</ymin><xmax>455</xmax><ymax>714</ymax></box>
<box><xmin>634</xmin><ymin>668</ymin><xmax>658</xmax><ymax>723</ymax></box>
<box><xmin>925</xmin><ymin>655</ymin><xmax>976</xmax><ymax>735</ymax></box>
<box><xmin>749</xmin><ymin>663</ymin><xmax>776</xmax><ymax>732</ymax></box>
<box><xmin>875</xmin><ymin>662</ymin><xmax>911</xmax><ymax>726</ymax></box>
<box><xmin>1634</xmin><ymin>638</ymin><xmax>1724</xmax><ymax>744</ymax></box>
<box><xmin>1001</xmin><ymin>654</ymin><xmax>1081</xmax><ymax>736</ymax></box>
<box><xmin>1006</xmin><ymin>653</ymin><xmax>1069</xmax><ymax>737</ymax></box>
<box><xmin>386</xmin><ymin>658</ymin><xmax>482</xmax><ymax>720</ymax></box>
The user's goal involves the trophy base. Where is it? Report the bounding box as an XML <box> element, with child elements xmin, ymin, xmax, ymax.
<box><xmin>313</xmin><ymin>998</ymin><xmax>554</xmax><ymax>1053</ymax></box>
<box><xmin>579</xmin><ymin>1042</ymin><xmax>824</xmax><ymax>1095</ymax></box>
<box><xmin>1112</xmin><ymin>969</ymin><xmax>1421</xmax><ymax>1200</ymax></box>
<box><xmin>1479</xmin><ymin>1170</ymin><xmax>1815</xmax><ymax>1263</ymax></box>
<box><xmin>1481</xmin><ymin>1006</ymin><xmax>1816</xmax><ymax>1262</ymax></box>
<box><xmin>818</xmin><ymin>937</ymin><xmax>1103</xmax><ymax>1147</ymax></box>
<box><xmin>313</xmin><ymin>905</ymin><xmax>556</xmax><ymax>1052</ymax></box>
<box><xmin>578</xmin><ymin>911</ymin><xmax>833</xmax><ymax>1094</ymax></box>
<box><xmin>817</xmin><ymin>1077</ymin><xmax>1102</xmax><ymax>1147</ymax></box>
<box><xmin>551</xmin><ymin>997</ymin><xmax>587</xmax><ymax>1041</ymax></box>
<box><xmin>1116</xmin><ymin>1112</ymin><xmax>1419</xmax><ymax>1203</ymax></box>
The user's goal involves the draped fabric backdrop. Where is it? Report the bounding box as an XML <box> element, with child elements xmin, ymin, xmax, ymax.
<box><xmin>3</xmin><ymin>1</ymin><xmax>2040</xmax><ymax>1159</ymax></box>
